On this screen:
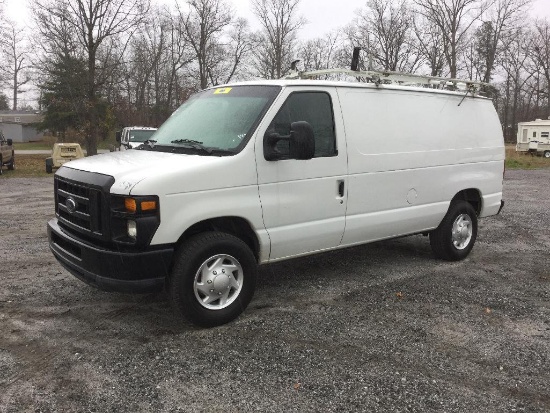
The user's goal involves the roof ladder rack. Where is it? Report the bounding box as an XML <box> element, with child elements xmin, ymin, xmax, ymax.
<box><xmin>285</xmin><ymin>67</ymin><xmax>490</xmax><ymax>92</ymax></box>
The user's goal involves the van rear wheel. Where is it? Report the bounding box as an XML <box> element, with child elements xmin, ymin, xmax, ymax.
<box><xmin>430</xmin><ymin>200</ymin><xmax>477</xmax><ymax>261</ymax></box>
<box><xmin>544</xmin><ymin>150</ymin><xmax>550</xmax><ymax>158</ymax></box>
<box><xmin>169</xmin><ymin>232</ymin><xmax>257</xmax><ymax>327</ymax></box>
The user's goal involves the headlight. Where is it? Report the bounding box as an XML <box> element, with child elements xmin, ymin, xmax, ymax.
<box><xmin>110</xmin><ymin>195</ymin><xmax>160</xmax><ymax>247</ymax></box>
<box><xmin>127</xmin><ymin>220</ymin><xmax>137</xmax><ymax>239</ymax></box>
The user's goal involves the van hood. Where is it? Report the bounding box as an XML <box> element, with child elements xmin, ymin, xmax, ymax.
<box><xmin>61</xmin><ymin>150</ymin><xmax>229</xmax><ymax>195</ymax></box>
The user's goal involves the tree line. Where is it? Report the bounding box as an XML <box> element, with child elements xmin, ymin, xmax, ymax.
<box><xmin>0</xmin><ymin>0</ymin><xmax>548</xmax><ymax>153</ymax></box>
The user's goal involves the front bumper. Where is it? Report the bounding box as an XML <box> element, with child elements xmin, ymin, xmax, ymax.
<box><xmin>48</xmin><ymin>218</ymin><xmax>173</xmax><ymax>293</ymax></box>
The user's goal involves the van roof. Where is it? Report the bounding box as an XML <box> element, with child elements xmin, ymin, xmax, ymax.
<box><xmin>210</xmin><ymin>79</ymin><xmax>491</xmax><ymax>100</ymax></box>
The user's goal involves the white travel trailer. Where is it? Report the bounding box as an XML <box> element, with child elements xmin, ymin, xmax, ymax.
<box><xmin>48</xmin><ymin>68</ymin><xmax>505</xmax><ymax>327</ymax></box>
<box><xmin>516</xmin><ymin>118</ymin><xmax>550</xmax><ymax>158</ymax></box>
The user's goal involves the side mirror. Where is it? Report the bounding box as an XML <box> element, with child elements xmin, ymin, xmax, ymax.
<box><xmin>7</xmin><ymin>138</ymin><xmax>12</xmax><ymax>146</ymax></box>
<box><xmin>264</xmin><ymin>121</ymin><xmax>315</xmax><ymax>161</ymax></box>
<box><xmin>115</xmin><ymin>131</ymin><xmax>121</xmax><ymax>143</ymax></box>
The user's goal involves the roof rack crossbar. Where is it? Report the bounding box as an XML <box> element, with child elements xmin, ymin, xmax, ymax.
<box><xmin>284</xmin><ymin>68</ymin><xmax>490</xmax><ymax>91</ymax></box>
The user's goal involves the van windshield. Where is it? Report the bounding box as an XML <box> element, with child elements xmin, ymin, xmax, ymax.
<box><xmin>150</xmin><ymin>85</ymin><xmax>281</xmax><ymax>154</ymax></box>
<box><xmin>129</xmin><ymin>130</ymin><xmax>157</xmax><ymax>142</ymax></box>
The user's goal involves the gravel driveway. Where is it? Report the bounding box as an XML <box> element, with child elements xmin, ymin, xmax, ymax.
<box><xmin>1</xmin><ymin>170</ymin><xmax>549</xmax><ymax>412</ymax></box>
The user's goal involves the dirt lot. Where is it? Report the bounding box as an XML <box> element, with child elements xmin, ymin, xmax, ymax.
<box><xmin>1</xmin><ymin>170</ymin><xmax>549</xmax><ymax>412</ymax></box>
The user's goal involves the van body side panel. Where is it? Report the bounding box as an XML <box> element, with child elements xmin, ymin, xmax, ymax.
<box><xmin>133</xmin><ymin>149</ymin><xmax>268</xmax><ymax>259</ymax></box>
<box><xmin>255</xmin><ymin>87</ymin><xmax>349</xmax><ymax>261</ymax></box>
<box><xmin>341</xmin><ymin>162</ymin><xmax>502</xmax><ymax>245</ymax></box>
<box><xmin>156</xmin><ymin>186</ymin><xmax>268</xmax><ymax>259</ymax></box>
<box><xmin>338</xmin><ymin>88</ymin><xmax>504</xmax><ymax>245</ymax></box>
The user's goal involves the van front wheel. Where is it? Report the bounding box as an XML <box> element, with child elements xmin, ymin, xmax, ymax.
<box><xmin>430</xmin><ymin>201</ymin><xmax>478</xmax><ymax>261</ymax></box>
<box><xmin>169</xmin><ymin>232</ymin><xmax>257</xmax><ymax>327</ymax></box>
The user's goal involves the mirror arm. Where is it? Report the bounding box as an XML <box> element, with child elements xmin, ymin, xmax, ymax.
<box><xmin>264</xmin><ymin>132</ymin><xmax>292</xmax><ymax>161</ymax></box>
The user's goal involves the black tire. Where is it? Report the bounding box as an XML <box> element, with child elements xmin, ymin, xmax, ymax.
<box><xmin>0</xmin><ymin>158</ymin><xmax>3</xmax><ymax>175</ymax></box>
<box><xmin>7</xmin><ymin>153</ymin><xmax>14</xmax><ymax>170</ymax></box>
<box><xmin>169</xmin><ymin>232</ymin><xmax>257</xmax><ymax>327</ymax></box>
<box><xmin>430</xmin><ymin>200</ymin><xmax>478</xmax><ymax>261</ymax></box>
<box><xmin>544</xmin><ymin>151</ymin><xmax>550</xmax><ymax>159</ymax></box>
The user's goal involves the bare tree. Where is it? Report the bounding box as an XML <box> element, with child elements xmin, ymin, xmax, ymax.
<box><xmin>298</xmin><ymin>32</ymin><xmax>339</xmax><ymax>72</ymax></box>
<box><xmin>33</xmin><ymin>0</ymin><xmax>150</xmax><ymax>155</ymax></box>
<box><xmin>127</xmin><ymin>10</ymin><xmax>168</xmax><ymax>118</ymax></box>
<box><xmin>179</xmin><ymin>0</ymin><xmax>234</xmax><ymax>89</ymax></box>
<box><xmin>251</xmin><ymin>0</ymin><xmax>305</xmax><ymax>79</ymax></box>
<box><xmin>413</xmin><ymin>17</ymin><xmax>446</xmax><ymax>76</ymax></box>
<box><xmin>499</xmin><ymin>27</ymin><xmax>534</xmax><ymax>140</ymax></box>
<box><xmin>474</xmin><ymin>0</ymin><xmax>531</xmax><ymax>83</ymax></box>
<box><xmin>165</xmin><ymin>12</ymin><xmax>195</xmax><ymax>108</ymax></box>
<box><xmin>207</xmin><ymin>17</ymin><xmax>252</xmax><ymax>86</ymax></box>
<box><xmin>532</xmin><ymin>19</ymin><xmax>550</xmax><ymax>117</ymax></box>
<box><xmin>413</xmin><ymin>0</ymin><xmax>490</xmax><ymax>78</ymax></box>
<box><xmin>0</xmin><ymin>20</ymin><xmax>32</xmax><ymax>110</ymax></box>
<box><xmin>361</xmin><ymin>0</ymin><xmax>421</xmax><ymax>72</ymax></box>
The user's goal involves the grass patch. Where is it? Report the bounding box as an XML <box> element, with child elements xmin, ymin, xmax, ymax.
<box><xmin>0</xmin><ymin>154</ymin><xmax>51</xmax><ymax>178</ymax></box>
<box><xmin>505</xmin><ymin>146</ymin><xmax>550</xmax><ymax>169</ymax></box>
<box><xmin>14</xmin><ymin>141</ymin><xmax>53</xmax><ymax>150</ymax></box>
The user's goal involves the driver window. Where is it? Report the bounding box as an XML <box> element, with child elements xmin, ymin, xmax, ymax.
<box><xmin>267</xmin><ymin>92</ymin><xmax>337</xmax><ymax>158</ymax></box>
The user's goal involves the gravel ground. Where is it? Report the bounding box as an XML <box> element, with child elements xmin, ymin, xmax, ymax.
<box><xmin>0</xmin><ymin>170</ymin><xmax>549</xmax><ymax>413</ymax></box>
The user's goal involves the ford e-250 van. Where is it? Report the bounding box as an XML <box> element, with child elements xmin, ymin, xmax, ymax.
<box><xmin>47</xmin><ymin>73</ymin><xmax>505</xmax><ymax>327</ymax></box>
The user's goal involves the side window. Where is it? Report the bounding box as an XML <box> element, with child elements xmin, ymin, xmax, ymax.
<box><xmin>541</xmin><ymin>132</ymin><xmax>549</xmax><ymax>138</ymax></box>
<box><xmin>533</xmin><ymin>131</ymin><xmax>537</xmax><ymax>138</ymax></box>
<box><xmin>268</xmin><ymin>92</ymin><xmax>337</xmax><ymax>158</ymax></box>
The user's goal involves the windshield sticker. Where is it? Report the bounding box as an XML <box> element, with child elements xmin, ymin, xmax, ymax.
<box><xmin>214</xmin><ymin>87</ymin><xmax>232</xmax><ymax>95</ymax></box>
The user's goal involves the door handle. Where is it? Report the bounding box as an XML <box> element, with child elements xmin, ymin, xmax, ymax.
<box><xmin>338</xmin><ymin>180</ymin><xmax>345</xmax><ymax>197</ymax></box>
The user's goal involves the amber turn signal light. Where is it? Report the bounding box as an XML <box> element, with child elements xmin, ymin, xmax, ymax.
<box><xmin>141</xmin><ymin>201</ymin><xmax>157</xmax><ymax>211</ymax></box>
<box><xmin>125</xmin><ymin>198</ymin><xmax>137</xmax><ymax>213</ymax></box>
<box><xmin>124</xmin><ymin>197</ymin><xmax>157</xmax><ymax>213</ymax></box>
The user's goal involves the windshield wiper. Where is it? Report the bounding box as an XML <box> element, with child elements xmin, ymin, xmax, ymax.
<box><xmin>170</xmin><ymin>139</ymin><xmax>213</xmax><ymax>154</ymax></box>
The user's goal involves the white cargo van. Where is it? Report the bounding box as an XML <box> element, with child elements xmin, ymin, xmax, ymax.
<box><xmin>116</xmin><ymin>126</ymin><xmax>157</xmax><ymax>150</ymax></box>
<box><xmin>48</xmin><ymin>72</ymin><xmax>505</xmax><ymax>327</ymax></box>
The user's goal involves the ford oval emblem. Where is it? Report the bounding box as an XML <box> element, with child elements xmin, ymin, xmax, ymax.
<box><xmin>66</xmin><ymin>197</ymin><xmax>77</xmax><ymax>213</ymax></box>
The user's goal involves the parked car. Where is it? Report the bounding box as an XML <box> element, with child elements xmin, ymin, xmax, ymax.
<box><xmin>47</xmin><ymin>69</ymin><xmax>505</xmax><ymax>327</ymax></box>
<box><xmin>0</xmin><ymin>131</ymin><xmax>15</xmax><ymax>175</ymax></box>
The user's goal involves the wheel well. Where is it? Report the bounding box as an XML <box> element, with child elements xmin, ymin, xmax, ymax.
<box><xmin>177</xmin><ymin>217</ymin><xmax>260</xmax><ymax>261</ymax></box>
<box><xmin>452</xmin><ymin>189</ymin><xmax>482</xmax><ymax>215</ymax></box>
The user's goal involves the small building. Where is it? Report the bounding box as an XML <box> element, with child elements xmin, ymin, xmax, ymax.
<box><xmin>0</xmin><ymin>111</ymin><xmax>44</xmax><ymax>143</ymax></box>
<box><xmin>516</xmin><ymin>118</ymin><xmax>550</xmax><ymax>158</ymax></box>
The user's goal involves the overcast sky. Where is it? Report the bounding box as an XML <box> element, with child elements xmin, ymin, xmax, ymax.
<box><xmin>7</xmin><ymin>0</ymin><xmax>550</xmax><ymax>40</ymax></box>
<box><xmin>5</xmin><ymin>0</ymin><xmax>550</xmax><ymax>108</ymax></box>
<box><xmin>234</xmin><ymin>0</ymin><xmax>550</xmax><ymax>40</ymax></box>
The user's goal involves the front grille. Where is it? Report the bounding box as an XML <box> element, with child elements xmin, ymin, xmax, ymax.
<box><xmin>54</xmin><ymin>168</ymin><xmax>115</xmax><ymax>243</ymax></box>
<box><xmin>56</xmin><ymin>179</ymin><xmax>101</xmax><ymax>233</ymax></box>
